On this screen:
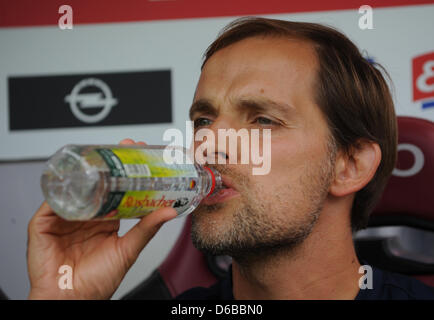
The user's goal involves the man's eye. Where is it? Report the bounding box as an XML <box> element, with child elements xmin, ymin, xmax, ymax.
<box><xmin>254</xmin><ymin>117</ymin><xmax>276</xmax><ymax>126</ymax></box>
<box><xmin>194</xmin><ymin>118</ymin><xmax>213</xmax><ymax>127</ymax></box>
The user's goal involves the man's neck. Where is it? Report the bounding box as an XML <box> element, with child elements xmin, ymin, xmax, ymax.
<box><xmin>231</xmin><ymin>213</ymin><xmax>362</xmax><ymax>300</ymax></box>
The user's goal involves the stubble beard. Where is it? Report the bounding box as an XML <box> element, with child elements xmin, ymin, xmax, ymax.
<box><xmin>191</xmin><ymin>140</ymin><xmax>337</xmax><ymax>262</ymax></box>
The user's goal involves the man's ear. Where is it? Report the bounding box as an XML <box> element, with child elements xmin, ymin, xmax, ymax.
<box><xmin>330</xmin><ymin>140</ymin><xmax>381</xmax><ymax>197</ymax></box>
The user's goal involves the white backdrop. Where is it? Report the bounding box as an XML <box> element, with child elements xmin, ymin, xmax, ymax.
<box><xmin>0</xmin><ymin>5</ymin><xmax>433</xmax><ymax>160</ymax></box>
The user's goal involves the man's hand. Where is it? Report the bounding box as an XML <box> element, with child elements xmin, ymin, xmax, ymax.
<box><xmin>27</xmin><ymin>139</ymin><xmax>177</xmax><ymax>299</ymax></box>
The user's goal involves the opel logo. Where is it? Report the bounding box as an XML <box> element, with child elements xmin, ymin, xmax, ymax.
<box><xmin>65</xmin><ymin>78</ymin><xmax>118</xmax><ymax>123</ymax></box>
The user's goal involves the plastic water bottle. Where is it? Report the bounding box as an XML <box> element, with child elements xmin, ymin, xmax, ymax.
<box><xmin>41</xmin><ymin>144</ymin><xmax>222</xmax><ymax>221</ymax></box>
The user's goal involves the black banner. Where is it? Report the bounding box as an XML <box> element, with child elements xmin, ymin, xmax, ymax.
<box><xmin>8</xmin><ymin>70</ymin><xmax>172</xmax><ymax>130</ymax></box>
<box><xmin>0</xmin><ymin>300</ymin><xmax>428</xmax><ymax>318</ymax></box>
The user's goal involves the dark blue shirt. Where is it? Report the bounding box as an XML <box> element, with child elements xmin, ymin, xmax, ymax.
<box><xmin>176</xmin><ymin>265</ymin><xmax>434</xmax><ymax>300</ymax></box>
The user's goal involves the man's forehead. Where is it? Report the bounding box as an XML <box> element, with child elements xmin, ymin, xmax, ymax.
<box><xmin>192</xmin><ymin>37</ymin><xmax>318</xmax><ymax>117</ymax></box>
<box><xmin>196</xmin><ymin>36</ymin><xmax>318</xmax><ymax>92</ymax></box>
<box><xmin>201</xmin><ymin>36</ymin><xmax>318</xmax><ymax>73</ymax></box>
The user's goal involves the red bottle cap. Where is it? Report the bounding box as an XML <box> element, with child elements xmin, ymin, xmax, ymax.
<box><xmin>203</xmin><ymin>166</ymin><xmax>216</xmax><ymax>197</ymax></box>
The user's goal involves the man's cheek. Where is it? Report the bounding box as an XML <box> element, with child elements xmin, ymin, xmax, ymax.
<box><xmin>256</xmin><ymin>169</ymin><xmax>294</xmax><ymax>193</ymax></box>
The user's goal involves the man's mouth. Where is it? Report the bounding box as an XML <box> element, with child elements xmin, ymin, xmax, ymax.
<box><xmin>202</xmin><ymin>175</ymin><xmax>240</xmax><ymax>205</ymax></box>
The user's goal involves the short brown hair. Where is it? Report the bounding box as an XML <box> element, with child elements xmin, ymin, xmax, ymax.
<box><xmin>201</xmin><ymin>17</ymin><xmax>398</xmax><ymax>231</ymax></box>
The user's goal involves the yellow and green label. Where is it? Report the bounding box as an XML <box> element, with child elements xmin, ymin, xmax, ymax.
<box><xmin>94</xmin><ymin>148</ymin><xmax>198</xmax><ymax>219</ymax></box>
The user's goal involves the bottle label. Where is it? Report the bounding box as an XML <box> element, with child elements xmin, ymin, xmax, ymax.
<box><xmin>94</xmin><ymin>148</ymin><xmax>199</xmax><ymax>219</ymax></box>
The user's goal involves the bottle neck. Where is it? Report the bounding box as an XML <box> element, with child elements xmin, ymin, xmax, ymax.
<box><xmin>203</xmin><ymin>166</ymin><xmax>222</xmax><ymax>197</ymax></box>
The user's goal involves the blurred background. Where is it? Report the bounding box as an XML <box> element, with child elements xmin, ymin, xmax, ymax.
<box><xmin>0</xmin><ymin>0</ymin><xmax>433</xmax><ymax>299</ymax></box>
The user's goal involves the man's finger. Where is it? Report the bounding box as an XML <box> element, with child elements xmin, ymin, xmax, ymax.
<box><xmin>33</xmin><ymin>202</ymin><xmax>56</xmax><ymax>218</ymax></box>
<box><xmin>119</xmin><ymin>138</ymin><xmax>136</xmax><ymax>145</ymax></box>
<box><xmin>28</xmin><ymin>202</ymin><xmax>58</xmax><ymax>234</ymax></box>
<box><xmin>118</xmin><ymin>207</ymin><xmax>177</xmax><ymax>265</ymax></box>
<box><xmin>119</xmin><ymin>139</ymin><xmax>147</xmax><ymax>146</ymax></box>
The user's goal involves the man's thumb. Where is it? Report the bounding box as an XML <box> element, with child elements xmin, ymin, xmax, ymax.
<box><xmin>118</xmin><ymin>207</ymin><xmax>177</xmax><ymax>266</ymax></box>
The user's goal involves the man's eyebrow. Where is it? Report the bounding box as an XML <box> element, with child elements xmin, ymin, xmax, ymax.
<box><xmin>189</xmin><ymin>97</ymin><xmax>296</xmax><ymax>120</ymax></box>
<box><xmin>189</xmin><ymin>99</ymin><xmax>218</xmax><ymax>120</ymax></box>
<box><xmin>236</xmin><ymin>97</ymin><xmax>296</xmax><ymax>118</ymax></box>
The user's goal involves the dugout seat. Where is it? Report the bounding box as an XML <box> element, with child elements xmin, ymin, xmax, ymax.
<box><xmin>354</xmin><ymin>116</ymin><xmax>434</xmax><ymax>287</ymax></box>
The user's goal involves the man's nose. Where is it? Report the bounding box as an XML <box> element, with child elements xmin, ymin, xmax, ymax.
<box><xmin>204</xmin><ymin>117</ymin><xmax>241</xmax><ymax>165</ymax></box>
<box><xmin>204</xmin><ymin>150</ymin><xmax>229</xmax><ymax>165</ymax></box>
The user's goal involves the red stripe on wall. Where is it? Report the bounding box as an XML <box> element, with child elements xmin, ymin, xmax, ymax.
<box><xmin>0</xmin><ymin>0</ymin><xmax>432</xmax><ymax>28</ymax></box>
